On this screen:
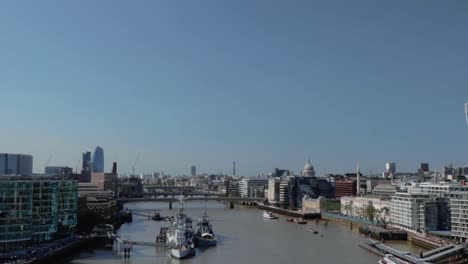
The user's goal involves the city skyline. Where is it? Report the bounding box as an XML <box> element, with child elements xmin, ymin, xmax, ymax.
<box><xmin>1</xmin><ymin>1</ymin><xmax>468</xmax><ymax>175</ymax></box>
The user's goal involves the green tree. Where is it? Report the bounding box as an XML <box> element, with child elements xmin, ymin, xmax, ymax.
<box><xmin>344</xmin><ymin>201</ymin><xmax>354</xmax><ymax>216</ymax></box>
<box><xmin>366</xmin><ymin>204</ymin><xmax>378</xmax><ymax>222</ymax></box>
<box><xmin>379</xmin><ymin>207</ymin><xmax>390</xmax><ymax>227</ymax></box>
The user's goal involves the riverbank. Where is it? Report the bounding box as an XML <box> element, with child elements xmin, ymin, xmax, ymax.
<box><xmin>408</xmin><ymin>232</ymin><xmax>442</xmax><ymax>250</ymax></box>
<box><xmin>257</xmin><ymin>203</ymin><xmax>320</xmax><ymax>219</ymax></box>
<box><xmin>64</xmin><ymin>200</ymin><xmax>382</xmax><ymax>264</ymax></box>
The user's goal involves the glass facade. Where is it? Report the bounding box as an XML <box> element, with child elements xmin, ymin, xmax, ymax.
<box><xmin>91</xmin><ymin>146</ymin><xmax>104</xmax><ymax>173</ymax></box>
<box><xmin>0</xmin><ymin>176</ymin><xmax>78</xmax><ymax>251</ymax></box>
<box><xmin>0</xmin><ymin>154</ymin><xmax>33</xmax><ymax>175</ymax></box>
<box><xmin>32</xmin><ymin>180</ymin><xmax>58</xmax><ymax>242</ymax></box>
<box><xmin>0</xmin><ymin>180</ymin><xmax>33</xmax><ymax>243</ymax></box>
<box><xmin>57</xmin><ymin>180</ymin><xmax>78</xmax><ymax>228</ymax></box>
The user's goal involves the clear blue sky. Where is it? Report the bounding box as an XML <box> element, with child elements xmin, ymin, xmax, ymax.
<box><xmin>1</xmin><ymin>1</ymin><xmax>467</xmax><ymax>176</ymax></box>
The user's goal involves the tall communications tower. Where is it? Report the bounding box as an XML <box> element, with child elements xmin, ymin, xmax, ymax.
<box><xmin>233</xmin><ymin>161</ymin><xmax>236</xmax><ymax>176</ymax></box>
<box><xmin>465</xmin><ymin>102</ymin><xmax>468</xmax><ymax>128</ymax></box>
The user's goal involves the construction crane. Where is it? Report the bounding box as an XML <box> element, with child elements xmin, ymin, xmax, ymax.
<box><xmin>132</xmin><ymin>153</ymin><xmax>140</xmax><ymax>176</ymax></box>
<box><xmin>45</xmin><ymin>155</ymin><xmax>52</xmax><ymax>167</ymax></box>
<box><xmin>75</xmin><ymin>159</ymin><xmax>81</xmax><ymax>174</ymax></box>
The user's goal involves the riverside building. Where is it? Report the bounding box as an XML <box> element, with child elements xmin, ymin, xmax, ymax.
<box><xmin>238</xmin><ymin>178</ymin><xmax>268</xmax><ymax>198</ymax></box>
<box><xmin>447</xmin><ymin>191</ymin><xmax>468</xmax><ymax>242</ymax></box>
<box><xmin>0</xmin><ymin>175</ymin><xmax>78</xmax><ymax>252</ymax></box>
<box><xmin>390</xmin><ymin>192</ymin><xmax>450</xmax><ymax>233</ymax></box>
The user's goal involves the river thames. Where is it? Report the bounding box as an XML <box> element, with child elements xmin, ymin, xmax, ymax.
<box><xmin>65</xmin><ymin>201</ymin><xmax>422</xmax><ymax>264</ymax></box>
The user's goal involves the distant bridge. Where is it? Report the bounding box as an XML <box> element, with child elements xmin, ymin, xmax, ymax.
<box><xmin>143</xmin><ymin>185</ymin><xmax>202</xmax><ymax>191</ymax></box>
<box><xmin>138</xmin><ymin>191</ymin><xmax>226</xmax><ymax>197</ymax></box>
<box><xmin>118</xmin><ymin>196</ymin><xmax>263</xmax><ymax>203</ymax></box>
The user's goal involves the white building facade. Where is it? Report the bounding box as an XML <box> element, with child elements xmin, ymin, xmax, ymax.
<box><xmin>390</xmin><ymin>192</ymin><xmax>429</xmax><ymax>232</ymax></box>
<box><xmin>341</xmin><ymin>196</ymin><xmax>391</xmax><ymax>223</ymax></box>
<box><xmin>238</xmin><ymin>178</ymin><xmax>268</xmax><ymax>198</ymax></box>
<box><xmin>448</xmin><ymin>191</ymin><xmax>468</xmax><ymax>242</ymax></box>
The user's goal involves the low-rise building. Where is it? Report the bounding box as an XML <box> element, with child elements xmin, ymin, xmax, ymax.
<box><xmin>408</xmin><ymin>182</ymin><xmax>468</xmax><ymax>197</ymax></box>
<box><xmin>371</xmin><ymin>184</ymin><xmax>397</xmax><ymax>198</ymax></box>
<box><xmin>45</xmin><ymin>166</ymin><xmax>73</xmax><ymax>175</ymax></box>
<box><xmin>341</xmin><ymin>196</ymin><xmax>391</xmax><ymax>223</ymax></box>
<box><xmin>335</xmin><ymin>180</ymin><xmax>356</xmax><ymax>198</ymax></box>
<box><xmin>302</xmin><ymin>195</ymin><xmax>326</xmax><ymax>214</ymax></box>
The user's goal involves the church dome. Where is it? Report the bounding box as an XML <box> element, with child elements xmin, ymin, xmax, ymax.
<box><xmin>303</xmin><ymin>160</ymin><xmax>316</xmax><ymax>177</ymax></box>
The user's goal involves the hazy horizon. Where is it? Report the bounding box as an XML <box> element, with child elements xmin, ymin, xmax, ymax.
<box><xmin>1</xmin><ymin>1</ymin><xmax>467</xmax><ymax>176</ymax></box>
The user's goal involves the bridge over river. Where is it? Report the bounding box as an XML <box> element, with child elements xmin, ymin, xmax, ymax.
<box><xmin>118</xmin><ymin>196</ymin><xmax>263</xmax><ymax>203</ymax></box>
<box><xmin>118</xmin><ymin>196</ymin><xmax>263</xmax><ymax>209</ymax></box>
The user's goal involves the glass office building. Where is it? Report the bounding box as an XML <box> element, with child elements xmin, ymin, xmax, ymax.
<box><xmin>0</xmin><ymin>178</ymin><xmax>33</xmax><ymax>252</ymax></box>
<box><xmin>91</xmin><ymin>146</ymin><xmax>104</xmax><ymax>173</ymax></box>
<box><xmin>0</xmin><ymin>154</ymin><xmax>33</xmax><ymax>175</ymax></box>
<box><xmin>57</xmin><ymin>180</ymin><xmax>78</xmax><ymax>228</ymax></box>
<box><xmin>32</xmin><ymin>180</ymin><xmax>58</xmax><ymax>243</ymax></box>
<box><xmin>0</xmin><ymin>175</ymin><xmax>77</xmax><ymax>252</ymax></box>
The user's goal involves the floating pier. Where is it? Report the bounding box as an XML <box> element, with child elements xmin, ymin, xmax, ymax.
<box><xmin>109</xmin><ymin>232</ymin><xmax>166</xmax><ymax>258</ymax></box>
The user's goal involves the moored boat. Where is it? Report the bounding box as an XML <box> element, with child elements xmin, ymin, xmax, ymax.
<box><xmin>194</xmin><ymin>209</ymin><xmax>217</xmax><ymax>247</ymax></box>
<box><xmin>263</xmin><ymin>211</ymin><xmax>278</xmax><ymax>219</ymax></box>
<box><xmin>166</xmin><ymin>196</ymin><xmax>195</xmax><ymax>259</ymax></box>
<box><xmin>293</xmin><ymin>218</ymin><xmax>307</xmax><ymax>224</ymax></box>
<box><xmin>378</xmin><ymin>254</ymin><xmax>410</xmax><ymax>264</ymax></box>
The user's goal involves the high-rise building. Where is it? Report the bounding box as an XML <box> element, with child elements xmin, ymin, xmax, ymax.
<box><xmin>267</xmin><ymin>178</ymin><xmax>280</xmax><ymax>204</ymax></box>
<box><xmin>279</xmin><ymin>178</ymin><xmax>291</xmax><ymax>209</ymax></box>
<box><xmin>385</xmin><ymin>162</ymin><xmax>396</xmax><ymax>175</ymax></box>
<box><xmin>191</xmin><ymin>165</ymin><xmax>196</xmax><ymax>177</ymax></box>
<box><xmin>82</xmin><ymin>152</ymin><xmax>91</xmax><ymax>172</ymax></box>
<box><xmin>91</xmin><ymin>146</ymin><xmax>104</xmax><ymax>173</ymax></box>
<box><xmin>420</xmin><ymin>163</ymin><xmax>429</xmax><ymax>173</ymax></box>
<box><xmin>465</xmin><ymin>102</ymin><xmax>468</xmax><ymax>128</ymax></box>
<box><xmin>0</xmin><ymin>153</ymin><xmax>33</xmax><ymax>175</ymax></box>
<box><xmin>111</xmin><ymin>162</ymin><xmax>117</xmax><ymax>175</ymax></box>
